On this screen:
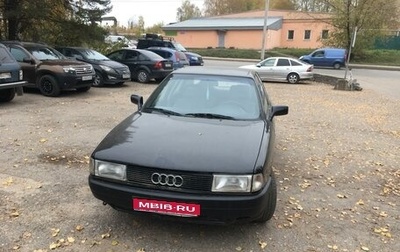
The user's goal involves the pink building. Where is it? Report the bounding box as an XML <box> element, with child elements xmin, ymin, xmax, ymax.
<box><xmin>162</xmin><ymin>10</ymin><xmax>333</xmax><ymax>50</ymax></box>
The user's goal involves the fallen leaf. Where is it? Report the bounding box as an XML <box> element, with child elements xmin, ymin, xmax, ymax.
<box><xmin>76</xmin><ymin>225</ymin><xmax>84</xmax><ymax>231</ymax></box>
<box><xmin>259</xmin><ymin>240</ymin><xmax>267</xmax><ymax>249</ymax></box>
<box><xmin>112</xmin><ymin>240</ymin><xmax>119</xmax><ymax>246</ymax></box>
<box><xmin>51</xmin><ymin>228</ymin><xmax>60</xmax><ymax>237</ymax></box>
<box><xmin>361</xmin><ymin>246</ymin><xmax>369</xmax><ymax>251</ymax></box>
<box><xmin>67</xmin><ymin>237</ymin><xmax>75</xmax><ymax>243</ymax></box>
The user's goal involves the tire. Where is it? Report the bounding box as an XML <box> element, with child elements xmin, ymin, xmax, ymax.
<box><xmin>38</xmin><ymin>75</ymin><xmax>60</xmax><ymax>97</ymax></box>
<box><xmin>333</xmin><ymin>63</ymin><xmax>341</xmax><ymax>69</ymax></box>
<box><xmin>254</xmin><ymin>172</ymin><xmax>277</xmax><ymax>223</ymax></box>
<box><xmin>76</xmin><ymin>86</ymin><xmax>91</xmax><ymax>92</ymax></box>
<box><xmin>0</xmin><ymin>88</ymin><xmax>16</xmax><ymax>103</ymax></box>
<box><xmin>136</xmin><ymin>70</ymin><xmax>150</xmax><ymax>83</ymax></box>
<box><xmin>287</xmin><ymin>73</ymin><xmax>300</xmax><ymax>84</ymax></box>
<box><xmin>93</xmin><ymin>71</ymin><xmax>104</xmax><ymax>87</ymax></box>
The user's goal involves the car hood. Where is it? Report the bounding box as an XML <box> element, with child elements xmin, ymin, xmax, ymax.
<box><xmin>84</xmin><ymin>59</ymin><xmax>128</xmax><ymax>68</ymax></box>
<box><xmin>39</xmin><ymin>59</ymin><xmax>92</xmax><ymax>66</ymax></box>
<box><xmin>93</xmin><ymin>113</ymin><xmax>266</xmax><ymax>174</ymax></box>
<box><xmin>239</xmin><ymin>65</ymin><xmax>259</xmax><ymax>70</ymax></box>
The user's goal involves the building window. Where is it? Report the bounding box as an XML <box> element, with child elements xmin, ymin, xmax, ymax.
<box><xmin>322</xmin><ymin>30</ymin><xmax>329</xmax><ymax>39</ymax></box>
<box><xmin>304</xmin><ymin>30</ymin><xmax>311</xmax><ymax>40</ymax></box>
<box><xmin>288</xmin><ymin>30</ymin><xmax>294</xmax><ymax>40</ymax></box>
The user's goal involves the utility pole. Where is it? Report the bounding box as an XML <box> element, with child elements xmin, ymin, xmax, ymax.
<box><xmin>260</xmin><ymin>0</ymin><xmax>270</xmax><ymax>60</ymax></box>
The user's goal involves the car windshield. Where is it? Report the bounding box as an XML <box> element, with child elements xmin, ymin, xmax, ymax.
<box><xmin>28</xmin><ymin>46</ymin><xmax>65</xmax><ymax>60</ymax></box>
<box><xmin>80</xmin><ymin>49</ymin><xmax>109</xmax><ymax>60</ymax></box>
<box><xmin>172</xmin><ymin>42</ymin><xmax>187</xmax><ymax>52</ymax></box>
<box><xmin>143</xmin><ymin>74</ymin><xmax>261</xmax><ymax>120</ymax></box>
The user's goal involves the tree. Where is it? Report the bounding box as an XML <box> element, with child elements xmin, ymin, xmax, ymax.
<box><xmin>323</xmin><ymin>0</ymin><xmax>399</xmax><ymax>53</ymax></box>
<box><xmin>270</xmin><ymin>0</ymin><xmax>295</xmax><ymax>10</ymax></box>
<box><xmin>146</xmin><ymin>22</ymin><xmax>165</xmax><ymax>34</ymax></box>
<box><xmin>177</xmin><ymin>0</ymin><xmax>202</xmax><ymax>22</ymax></box>
<box><xmin>204</xmin><ymin>0</ymin><xmax>264</xmax><ymax>16</ymax></box>
<box><xmin>0</xmin><ymin>0</ymin><xmax>112</xmax><ymax>44</ymax></box>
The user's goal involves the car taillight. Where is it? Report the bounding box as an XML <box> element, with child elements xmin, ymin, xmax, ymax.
<box><xmin>175</xmin><ymin>52</ymin><xmax>180</xmax><ymax>62</ymax></box>
<box><xmin>154</xmin><ymin>61</ymin><xmax>163</xmax><ymax>69</ymax></box>
<box><xmin>307</xmin><ymin>66</ymin><xmax>313</xmax><ymax>72</ymax></box>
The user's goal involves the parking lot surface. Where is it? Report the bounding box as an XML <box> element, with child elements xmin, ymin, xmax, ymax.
<box><xmin>1</xmin><ymin>81</ymin><xmax>399</xmax><ymax>252</ymax></box>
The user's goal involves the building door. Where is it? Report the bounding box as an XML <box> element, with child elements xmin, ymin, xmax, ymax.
<box><xmin>217</xmin><ymin>30</ymin><xmax>226</xmax><ymax>48</ymax></box>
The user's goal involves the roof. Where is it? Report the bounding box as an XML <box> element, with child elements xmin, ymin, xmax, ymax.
<box><xmin>163</xmin><ymin>17</ymin><xmax>282</xmax><ymax>31</ymax></box>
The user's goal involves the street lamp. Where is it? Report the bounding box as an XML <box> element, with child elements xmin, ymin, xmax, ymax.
<box><xmin>260</xmin><ymin>0</ymin><xmax>270</xmax><ymax>60</ymax></box>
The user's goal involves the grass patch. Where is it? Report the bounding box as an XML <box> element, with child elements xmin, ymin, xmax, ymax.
<box><xmin>189</xmin><ymin>47</ymin><xmax>400</xmax><ymax>66</ymax></box>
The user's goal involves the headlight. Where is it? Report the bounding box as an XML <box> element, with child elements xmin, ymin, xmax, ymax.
<box><xmin>63</xmin><ymin>67</ymin><xmax>76</xmax><ymax>73</ymax></box>
<box><xmin>91</xmin><ymin>159</ymin><xmax>126</xmax><ymax>181</ymax></box>
<box><xmin>19</xmin><ymin>70</ymin><xmax>23</xmax><ymax>80</ymax></box>
<box><xmin>212</xmin><ymin>173</ymin><xmax>265</xmax><ymax>193</ymax></box>
<box><xmin>99</xmin><ymin>65</ymin><xmax>114</xmax><ymax>72</ymax></box>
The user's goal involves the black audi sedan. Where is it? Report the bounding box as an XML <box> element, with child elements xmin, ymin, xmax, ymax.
<box><xmin>89</xmin><ymin>67</ymin><xmax>288</xmax><ymax>224</ymax></box>
<box><xmin>106</xmin><ymin>49</ymin><xmax>173</xmax><ymax>83</ymax></box>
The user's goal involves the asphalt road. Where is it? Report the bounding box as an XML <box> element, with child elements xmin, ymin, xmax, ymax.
<box><xmin>203</xmin><ymin>59</ymin><xmax>400</xmax><ymax>100</ymax></box>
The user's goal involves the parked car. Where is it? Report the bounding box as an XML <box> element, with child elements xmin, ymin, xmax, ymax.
<box><xmin>239</xmin><ymin>57</ymin><xmax>314</xmax><ymax>84</ymax></box>
<box><xmin>299</xmin><ymin>48</ymin><xmax>347</xmax><ymax>69</ymax></box>
<box><xmin>55</xmin><ymin>46</ymin><xmax>131</xmax><ymax>87</ymax></box>
<box><xmin>2</xmin><ymin>41</ymin><xmax>95</xmax><ymax>97</ymax></box>
<box><xmin>0</xmin><ymin>43</ymin><xmax>27</xmax><ymax>103</ymax></box>
<box><xmin>137</xmin><ymin>34</ymin><xmax>204</xmax><ymax>66</ymax></box>
<box><xmin>88</xmin><ymin>67</ymin><xmax>289</xmax><ymax>224</ymax></box>
<box><xmin>146</xmin><ymin>47</ymin><xmax>189</xmax><ymax>70</ymax></box>
<box><xmin>106</xmin><ymin>48</ymin><xmax>173</xmax><ymax>83</ymax></box>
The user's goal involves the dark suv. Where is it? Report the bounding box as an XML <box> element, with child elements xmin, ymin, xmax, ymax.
<box><xmin>137</xmin><ymin>34</ymin><xmax>203</xmax><ymax>66</ymax></box>
<box><xmin>2</xmin><ymin>41</ymin><xmax>95</xmax><ymax>97</ymax></box>
<box><xmin>0</xmin><ymin>43</ymin><xmax>27</xmax><ymax>102</ymax></box>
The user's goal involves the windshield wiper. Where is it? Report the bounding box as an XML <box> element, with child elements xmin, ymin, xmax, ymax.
<box><xmin>185</xmin><ymin>113</ymin><xmax>234</xmax><ymax>120</ymax></box>
<box><xmin>144</xmin><ymin>107</ymin><xmax>182</xmax><ymax>116</ymax></box>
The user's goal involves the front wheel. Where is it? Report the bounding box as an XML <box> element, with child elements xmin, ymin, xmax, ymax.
<box><xmin>136</xmin><ymin>70</ymin><xmax>150</xmax><ymax>83</ymax></box>
<box><xmin>287</xmin><ymin>73</ymin><xmax>300</xmax><ymax>84</ymax></box>
<box><xmin>0</xmin><ymin>89</ymin><xmax>16</xmax><ymax>103</ymax></box>
<box><xmin>93</xmin><ymin>71</ymin><xmax>104</xmax><ymax>87</ymax></box>
<box><xmin>38</xmin><ymin>75</ymin><xmax>60</xmax><ymax>97</ymax></box>
<box><xmin>254</xmin><ymin>172</ymin><xmax>277</xmax><ymax>223</ymax></box>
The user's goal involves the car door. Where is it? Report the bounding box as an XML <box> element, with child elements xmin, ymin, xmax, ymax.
<box><xmin>8</xmin><ymin>45</ymin><xmax>37</xmax><ymax>86</ymax></box>
<box><xmin>257</xmin><ymin>58</ymin><xmax>277</xmax><ymax>80</ymax></box>
<box><xmin>274</xmin><ymin>58</ymin><xmax>291</xmax><ymax>81</ymax></box>
<box><xmin>309</xmin><ymin>49</ymin><xmax>326</xmax><ymax>67</ymax></box>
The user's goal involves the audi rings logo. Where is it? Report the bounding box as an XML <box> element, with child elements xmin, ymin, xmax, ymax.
<box><xmin>151</xmin><ymin>173</ymin><xmax>183</xmax><ymax>187</ymax></box>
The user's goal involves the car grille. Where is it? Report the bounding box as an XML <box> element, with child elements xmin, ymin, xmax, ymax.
<box><xmin>74</xmin><ymin>65</ymin><xmax>93</xmax><ymax>75</ymax></box>
<box><xmin>126</xmin><ymin>165</ymin><xmax>213</xmax><ymax>193</ymax></box>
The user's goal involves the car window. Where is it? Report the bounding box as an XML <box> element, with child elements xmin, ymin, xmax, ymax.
<box><xmin>28</xmin><ymin>46</ymin><xmax>63</xmax><ymax>60</ymax></box>
<box><xmin>144</xmin><ymin>74</ymin><xmax>260</xmax><ymax>120</ymax></box>
<box><xmin>125</xmin><ymin>50</ymin><xmax>138</xmax><ymax>60</ymax></box>
<box><xmin>290</xmin><ymin>59</ymin><xmax>302</xmax><ymax>66</ymax></box>
<box><xmin>277</xmin><ymin>59</ymin><xmax>290</xmax><ymax>66</ymax></box>
<box><xmin>312</xmin><ymin>50</ymin><xmax>325</xmax><ymax>57</ymax></box>
<box><xmin>81</xmin><ymin>49</ymin><xmax>109</xmax><ymax>60</ymax></box>
<box><xmin>9</xmin><ymin>47</ymin><xmax>30</xmax><ymax>62</ymax></box>
<box><xmin>260</xmin><ymin>58</ymin><xmax>276</xmax><ymax>67</ymax></box>
<box><xmin>107</xmin><ymin>50</ymin><xmax>124</xmax><ymax>61</ymax></box>
<box><xmin>0</xmin><ymin>47</ymin><xmax>17</xmax><ymax>63</ymax></box>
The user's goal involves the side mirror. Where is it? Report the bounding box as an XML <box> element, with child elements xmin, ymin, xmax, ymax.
<box><xmin>22</xmin><ymin>57</ymin><xmax>35</xmax><ymax>64</ymax></box>
<box><xmin>130</xmin><ymin>94</ymin><xmax>143</xmax><ymax>111</ymax></box>
<box><xmin>269</xmin><ymin>105</ymin><xmax>289</xmax><ymax>120</ymax></box>
<box><xmin>256</xmin><ymin>63</ymin><xmax>261</xmax><ymax>67</ymax></box>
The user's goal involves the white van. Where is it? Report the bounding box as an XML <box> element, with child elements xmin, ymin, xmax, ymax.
<box><xmin>105</xmin><ymin>35</ymin><xmax>136</xmax><ymax>48</ymax></box>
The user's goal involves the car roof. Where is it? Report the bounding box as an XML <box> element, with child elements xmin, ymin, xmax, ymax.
<box><xmin>173</xmin><ymin>66</ymin><xmax>256</xmax><ymax>79</ymax></box>
<box><xmin>147</xmin><ymin>47</ymin><xmax>177</xmax><ymax>51</ymax></box>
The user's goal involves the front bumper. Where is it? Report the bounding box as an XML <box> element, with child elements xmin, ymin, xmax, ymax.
<box><xmin>57</xmin><ymin>73</ymin><xmax>95</xmax><ymax>90</ymax></box>
<box><xmin>89</xmin><ymin>175</ymin><xmax>272</xmax><ymax>224</ymax></box>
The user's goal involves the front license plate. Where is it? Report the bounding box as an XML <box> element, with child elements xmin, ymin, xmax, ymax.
<box><xmin>133</xmin><ymin>198</ymin><xmax>200</xmax><ymax>217</ymax></box>
<box><xmin>122</xmin><ymin>73</ymin><xmax>130</xmax><ymax>79</ymax></box>
<box><xmin>82</xmin><ymin>75</ymin><xmax>92</xmax><ymax>81</ymax></box>
<box><xmin>0</xmin><ymin>72</ymin><xmax>11</xmax><ymax>79</ymax></box>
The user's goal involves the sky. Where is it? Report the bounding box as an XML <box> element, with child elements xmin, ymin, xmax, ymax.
<box><xmin>108</xmin><ymin>0</ymin><xmax>205</xmax><ymax>27</ymax></box>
